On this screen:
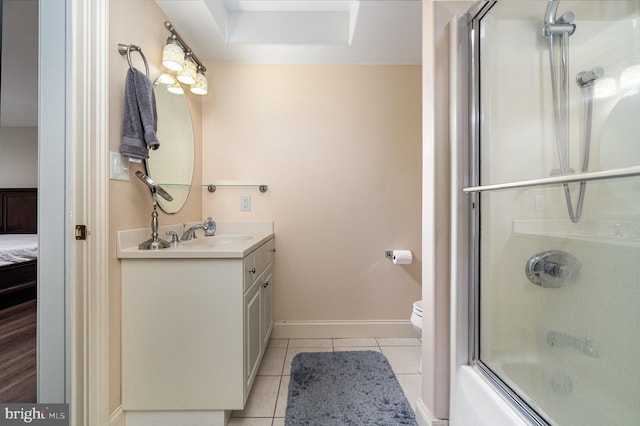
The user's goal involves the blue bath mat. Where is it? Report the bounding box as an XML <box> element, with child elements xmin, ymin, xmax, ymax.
<box><xmin>285</xmin><ymin>350</ymin><xmax>417</xmax><ymax>425</ymax></box>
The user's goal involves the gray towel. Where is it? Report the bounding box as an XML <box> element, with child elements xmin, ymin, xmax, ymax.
<box><xmin>120</xmin><ymin>68</ymin><xmax>159</xmax><ymax>160</ymax></box>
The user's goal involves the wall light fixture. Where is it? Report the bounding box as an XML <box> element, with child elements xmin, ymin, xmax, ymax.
<box><xmin>161</xmin><ymin>21</ymin><xmax>208</xmax><ymax>96</ymax></box>
<box><xmin>162</xmin><ymin>35</ymin><xmax>184</xmax><ymax>72</ymax></box>
<box><xmin>177</xmin><ymin>51</ymin><xmax>197</xmax><ymax>85</ymax></box>
<box><xmin>191</xmin><ymin>66</ymin><xmax>208</xmax><ymax>95</ymax></box>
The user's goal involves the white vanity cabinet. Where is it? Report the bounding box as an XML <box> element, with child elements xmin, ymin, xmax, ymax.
<box><xmin>121</xmin><ymin>236</ymin><xmax>275</xmax><ymax>414</ymax></box>
<box><xmin>243</xmin><ymin>239</ymin><xmax>275</xmax><ymax>392</ymax></box>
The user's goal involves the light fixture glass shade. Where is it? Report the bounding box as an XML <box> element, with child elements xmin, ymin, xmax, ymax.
<box><xmin>162</xmin><ymin>38</ymin><xmax>184</xmax><ymax>72</ymax></box>
<box><xmin>190</xmin><ymin>70</ymin><xmax>208</xmax><ymax>95</ymax></box>
<box><xmin>177</xmin><ymin>54</ymin><xmax>197</xmax><ymax>85</ymax></box>
<box><xmin>167</xmin><ymin>80</ymin><xmax>184</xmax><ymax>95</ymax></box>
<box><xmin>157</xmin><ymin>73</ymin><xmax>176</xmax><ymax>85</ymax></box>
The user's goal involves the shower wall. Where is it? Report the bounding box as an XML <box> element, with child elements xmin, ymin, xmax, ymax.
<box><xmin>477</xmin><ymin>2</ymin><xmax>640</xmax><ymax>425</ymax></box>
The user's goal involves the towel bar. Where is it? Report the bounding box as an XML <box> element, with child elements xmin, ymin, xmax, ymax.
<box><xmin>117</xmin><ymin>43</ymin><xmax>149</xmax><ymax>78</ymax></box>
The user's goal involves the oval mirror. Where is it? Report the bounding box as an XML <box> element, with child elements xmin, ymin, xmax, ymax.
<box><xmin>146</xmin><ymin>79</ymin><xmax>195</xmax><ymax>213</ymax></box>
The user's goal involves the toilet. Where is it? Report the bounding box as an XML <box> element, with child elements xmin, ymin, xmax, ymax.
<box><xmin>410</xmin><ymin>300</ymin><xmax>423</xmax><ymax>335</ymax></box>
<box><xmin>410</xmin><ymin>300</ymin><xmax>423</xmax><ymax>373</ymax></box>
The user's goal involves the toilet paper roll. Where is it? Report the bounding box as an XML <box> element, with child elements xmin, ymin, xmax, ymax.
<box><xmin>392</xmin><ymin>250</ymin><xmax>412</xmax><ymax>265</ymax></box>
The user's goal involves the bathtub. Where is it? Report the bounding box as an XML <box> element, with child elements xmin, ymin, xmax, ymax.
<box><xmin>449</xmin><ymin>365</ymin><xmax>530</xmax><ymax>426</ymax></box>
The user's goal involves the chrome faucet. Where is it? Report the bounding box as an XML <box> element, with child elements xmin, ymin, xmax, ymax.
<box><xmin>181</xmin><ymin>224</ymin><xmax>207</xmax><ymax>241</ymax></box>
<box><xmin>166</xmin><ymin>230</ymin><xmax>180</xmax><ymax>245</ymax></box>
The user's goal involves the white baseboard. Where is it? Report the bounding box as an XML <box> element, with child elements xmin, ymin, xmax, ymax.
<box><xmin>272</xmin><ymin>320</ymin><xmax>418</xmax><ymax>339</ymax></box>
<box><xmin>415</xmin><ymin>398</ymin><xmax>449</xmax><ymax>426</ymax></box>
<box><xmin>109</xmin><ymin>406</ymin><xmax>125</xmax><ymax>426</ymax></box>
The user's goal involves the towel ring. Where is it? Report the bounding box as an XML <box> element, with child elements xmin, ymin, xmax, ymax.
<box><xmin>117</xmin><ymin>43</ymin><xmax>149</xmax><ymax>78</ymax></box>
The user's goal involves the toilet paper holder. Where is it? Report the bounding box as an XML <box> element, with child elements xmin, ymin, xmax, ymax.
<box><xmin>385</xmin><ymin>249</ymin><xmax>413</xmax><ymax>265</ymax></box>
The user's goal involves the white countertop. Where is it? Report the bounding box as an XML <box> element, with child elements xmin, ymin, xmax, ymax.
<box><xmin>117</xmin><ymin>221</ymin><xmax>274</xmax><ymax>259</ymax></box>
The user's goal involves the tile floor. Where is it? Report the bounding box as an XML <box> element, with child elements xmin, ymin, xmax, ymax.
<box><xmin>229</xmin><ymin>337</ymin><xmax>422</xmax><ymax>426</ymax></box>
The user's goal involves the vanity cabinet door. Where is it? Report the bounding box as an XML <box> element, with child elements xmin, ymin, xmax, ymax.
<box><xmin>244</xmin><ymin>279</ymin><xmax>262</xmax><ymax>392</ymax></box>
<box><xmin>242</xmin><ymin>238</ymin><xmax>275</xmax><ymax>401</ymax></box>
<box><xmin>261</xmin><ymin>266</ymin><xmax>274</xmax><ymax>347</ymax></box>
<box><xmin>243</xmin><ymin>253</ymin><xmax>257</xmax><ymax>291</ymax></box>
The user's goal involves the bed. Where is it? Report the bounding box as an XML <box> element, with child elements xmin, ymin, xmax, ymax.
<box><xmin>0</xmin><ymin>188</ymin><xmax>37</xmax><ymax>309</ymax></box>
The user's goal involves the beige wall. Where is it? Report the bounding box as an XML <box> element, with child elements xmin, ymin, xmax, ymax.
<box><xmin>202</xmin><ymin>64</ymin><xmax>422</xmax><ymax>322</ymax></box>
<box><xmin>0</xmin><ymin>127</ymin><xmax>38</xmax><ymax>187</ymax></box>
<box><xmin>108</xmin><ymin>0</ymin><xmax>203</xmax><ymax>413</ymax></box>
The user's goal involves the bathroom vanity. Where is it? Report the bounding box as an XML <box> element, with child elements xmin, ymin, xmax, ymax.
<box><xmin>117</xmin><ymin>222</ymin><xmax>274</xmax><ymax>425</ymax></box>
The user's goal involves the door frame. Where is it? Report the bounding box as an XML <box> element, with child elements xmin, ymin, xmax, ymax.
<box><xmin>39</xmin><ymin>0</ymin><xmax>110</xmax><ymax>423</ymax></box>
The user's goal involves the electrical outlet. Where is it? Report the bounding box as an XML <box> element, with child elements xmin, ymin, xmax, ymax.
<box><xmin>240</xmin><ymin>195</ymin><xmax>251</xmax><ymax>212</ymax></box>
<box><xmin>110</xmin><ymin>151</ymin><xmax>130</xmax><ymax>181</ymax></box>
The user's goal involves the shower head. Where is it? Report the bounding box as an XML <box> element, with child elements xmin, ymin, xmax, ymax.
<box><xmin>576</xmin><ymin>67</ymin><xmax>605</xmax><ymax>87</ymax></box>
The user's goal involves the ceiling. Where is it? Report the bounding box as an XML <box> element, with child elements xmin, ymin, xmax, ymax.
<box><xmin>0</xmin><ymin>0</ymin><xmax>421</xmax><ymax>127</ymax></box>
<box><xmin>154</xmin><ymin>0</ymin><xmax>423</xmax><ymax>64</ymax></box>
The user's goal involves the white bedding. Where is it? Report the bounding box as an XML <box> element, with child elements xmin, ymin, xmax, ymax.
<box><xmin>0</xmin><ymin>234</ymin><xmax>38</xmax><ymax>267</ymax></box>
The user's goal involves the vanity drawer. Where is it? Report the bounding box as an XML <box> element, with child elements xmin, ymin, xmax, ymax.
<box><xmin>244</xmin><ymin>238</ymin><xmax>275</xmax><ymax>291</ymax></box>
<box><xmin>255</xmin><ymin>238</ymin><xmax>275</xmax><ymax>277</ymax></box>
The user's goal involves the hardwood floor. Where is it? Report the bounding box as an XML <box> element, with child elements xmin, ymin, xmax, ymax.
<box><xmin>0</xmin><ymin>299</ymin><xmax>37</xmax><ymax>402</ymax></box>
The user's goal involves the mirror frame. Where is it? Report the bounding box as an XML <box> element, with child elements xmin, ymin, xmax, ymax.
<box><xmin>145</xmin><ymin>78</ymin><xmax>195</xmax><ymax>214</ymax></box>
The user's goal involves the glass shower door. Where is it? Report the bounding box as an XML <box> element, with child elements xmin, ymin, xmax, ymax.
<box><xmin>467</xmin><ymin>1</ymin><xmax>640</xmax><ymax>425</ymax></box>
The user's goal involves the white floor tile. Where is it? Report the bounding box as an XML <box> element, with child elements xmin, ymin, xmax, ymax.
<box><xmin>333</xmin><ymin>346</ymin><xmax>381</xmax><ymax>353</ymax></box>
<box><xmin>380</xmin><ymin>346</ymin><xmax>422</xmax><ymax>374</ymax></box>
<box><xmin>231</xmin><ymin>335</ymin><xmax>421</xmax><ymax>424</ymax></box>
<box><xmin>267</xmin><ymin>338</ymin><xmax>288</xmax><ymax>348</ymax></box>
<box><xmin>273</xmin><ymin>375</ymin><xmax>290</xmax><ymax>418</ymax></box>
<box><xmin>332</xmin><ymin>337</ymin><xmax>378</xmax><ymax>347</ymax></box>
<box><xmin>227</xmin><ymin>418</ymin><xmax>273</xmax><ymax>426</ymax></box>
<box><xmin>376</xmin><ymin>337</ymin><xmax>421</xmax><ymax>347</ymax></box>
<box><xmin>233</xmin><ymin>376</ymin><xmax>280</xmax><ymax>418</ymax></box>
<box><xmin>288</xmin><ymin>338</ymin><xmax>333</xmax><ymax>348</ymax></box>
<box><xmin>396</xmin><ymin>373</ymin><xmax>421</xmax><ymax>413</ymax></box>
<box><xmin>258</xmin><ymin>348</ymin><xmax>287</xmax><ymax>376</ymax></box>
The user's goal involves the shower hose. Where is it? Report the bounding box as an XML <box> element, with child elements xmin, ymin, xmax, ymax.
<box><xmin>548</xmin><ymin>32</ymin><xmax>595</xmax><ymax>223</ymax></box>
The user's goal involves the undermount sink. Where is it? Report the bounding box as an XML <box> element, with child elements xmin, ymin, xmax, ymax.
<box><xmin>116</xmin><ymin>221</ymin><xmax>274</xmax><ymax>259</ymax></box>
<box><xmin>179</xmin><ymin>235</ymin><xmax>253</xmax><ymax>247</ymax></box>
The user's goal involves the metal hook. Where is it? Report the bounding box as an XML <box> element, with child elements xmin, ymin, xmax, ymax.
<box><xmin>117</xmin><ymin>43</ymin><xmax>149</xmax><ymax>78</ymax></box>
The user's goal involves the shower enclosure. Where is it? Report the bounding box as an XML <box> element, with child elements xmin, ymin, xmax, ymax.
<box><xmin>451</xmin><ymin>1</ymin><xmax>640</xmax><ymax>425</ymax></box>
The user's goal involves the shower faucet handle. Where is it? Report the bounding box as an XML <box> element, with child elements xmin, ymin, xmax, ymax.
<box><xmin>526</xmin><ymin>250</ymin><xmax>580</xmax><ymax>288</ymax></box>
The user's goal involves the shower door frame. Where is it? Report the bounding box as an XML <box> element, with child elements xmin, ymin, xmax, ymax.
<box><xmin>448</xmin><ymin>6</ymin><xmax>529</xmax><ymax>426</ymax></box>
<box><xmin>457</xmin><ymin>2</ymin><xmax>640</xmax><ymax>426</ymax></box>
<box><xmin>460</xmin><ymin>3</ymin><xmax>554</xmax><ymax>424</ymax></box>
<box><xmin>462</xmin><ymin>3</ymin><xmax>551</xmax><ymax>425</ymax></box>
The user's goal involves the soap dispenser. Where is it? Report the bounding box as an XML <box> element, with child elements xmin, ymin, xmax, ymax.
<box><xmin>204</xmin><ymin>216</ymin><xmax>216</xmax><ymax>236</ymax></box>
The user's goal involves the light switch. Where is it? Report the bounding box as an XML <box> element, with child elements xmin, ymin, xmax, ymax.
<box><xmin>240</xmin><ymin>195</ymin><xmax>251</xmax><ymax>212</ymax></box>
<box><xmin>110</xmin><ymin>151</ymin><xmax>130</xmax><ymax>181</ymax></box>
